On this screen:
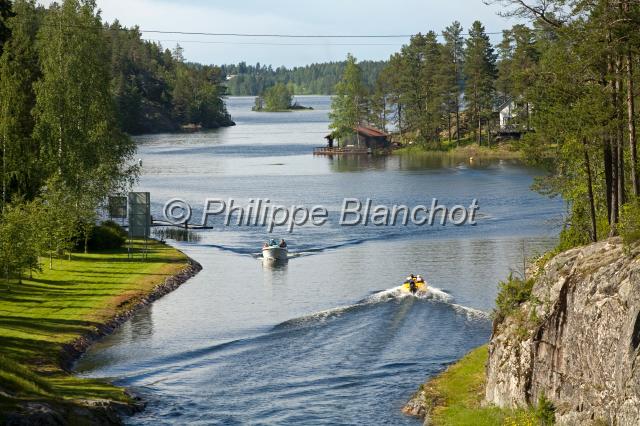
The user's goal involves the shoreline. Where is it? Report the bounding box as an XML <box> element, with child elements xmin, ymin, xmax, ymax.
<box><xmin>402</xmin><ymin>345</ymin><xmax>534</xmax><ymax>425</ymax></box>
<box><xmin>1</xmin><ymin>240</ymin><xmax>202</xmax><ymax>425</ymax></box>
<box><xmin>61</xmin><ymin>257</ymin><xmax>202</xmax><ymax>373</ymax></box>
<box><xmin>393</xmin><ymin>142</ymin><xmax>523</xmax><ymax>160</ymax></box>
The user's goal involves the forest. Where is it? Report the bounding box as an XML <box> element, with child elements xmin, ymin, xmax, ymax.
<box><xmin>330</xmin><ymin>1</ymin><xmax>640</xmax><ymax>249</ymax></box>
<box><xmin>0</xmin><ymin>0</ymin><xmax>230</xmax><ymax>280</ymax></box>
<box><xmin>221</xmin><ymin>60</ymin><xmax>386</xmax><ymax>96</ymax></box>
<box><xmin>1</xmin><ymin>0</ymin><xmax>640</xmax><ymax>279</ymax></box>
<box><xmin>108</xmin><ymin>26</ymin><xmax>234</xmax><ymax>135</ymax></box>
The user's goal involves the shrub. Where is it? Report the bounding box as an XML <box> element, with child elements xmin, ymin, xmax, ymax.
<box><xmin>556</xmin><ymin>222</ymin><xmax>591</xmax><ymax>252</ymax></box>
<box><xmin>101</xmin><ymin>220</ymin><xmax>127</xmax><ymax>237</ymax></box>
<box><xmin>620</xmin><ymin>199</ymin><xmax>640</xmax><ymax>247</ymax></box>
<box><xmin>0</xmin><ymin>201</ymin><xmax>42</xmax><ymax>282</ymax></box>
<box><xmin>75</xmin><ymin>222</ymin><xmax>126</xmax><ymax>252</ymax></box>
<box><xmin>493</xmin><ymin>274</ymin><xmax>535</xmax><ymax>324</ymax></box>
<box><xmin>535</xmin><ymin>393</ymin><xmax>556</xmax><ymax>425</ymax></box>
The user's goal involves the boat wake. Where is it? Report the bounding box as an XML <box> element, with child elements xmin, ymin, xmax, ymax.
<box><xmin>103</xmin><ymin>284</ymin><xmax>489</xmax><ymax>387</ymax></box>
<box><xmin>274</xmin><ymin>284</ymin><xmax>488</xmax><ymax>331</ymax></box>
<box><xmin>362</xmin><ymin>285</ymin><xmax>489</xmax><ymax>320</ymax></box>
<box><xmin>205</xmin><ymin>230</ymin><xmax>463</xmax><ymax>260</ymax></box>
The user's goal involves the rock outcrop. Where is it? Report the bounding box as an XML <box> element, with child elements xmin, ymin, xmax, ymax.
<box><xmin>485</xmin><ymin>238</ymin><xmax>640</xmax><ymax>425</ymax></box>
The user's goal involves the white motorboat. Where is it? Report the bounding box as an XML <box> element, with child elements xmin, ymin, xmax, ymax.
<box><xmin>262</xmin><ymin>242</ymin><xmax>288</xmax><ymax>261</ymax></box>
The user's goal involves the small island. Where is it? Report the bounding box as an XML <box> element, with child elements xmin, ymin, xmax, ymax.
<box><xmin>252</xmin><ymin>83</ymin><xmax>313</xmax><ymax>112</ymax></box>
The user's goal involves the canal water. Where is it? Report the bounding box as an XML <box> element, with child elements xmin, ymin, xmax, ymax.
<box><xmin>75</xmin><ymin>96</ymin><xmax>564</xmax><ymax>425</ymax></box>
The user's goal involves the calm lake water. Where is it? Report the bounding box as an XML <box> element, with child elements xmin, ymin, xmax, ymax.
<box><xmin>75</xmin><ymin>96</ymin><xmax>564</xmax><ymax>425</ymax></box>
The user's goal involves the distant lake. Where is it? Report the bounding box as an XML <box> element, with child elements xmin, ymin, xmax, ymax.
<box><xmin>76</xmin><ymin>96</ymin><xmax>564</xmax><ymax>425</ymax></box>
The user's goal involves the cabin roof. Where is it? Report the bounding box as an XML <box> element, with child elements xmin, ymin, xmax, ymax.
<box><xmin>356</xmin><ymin>126</ymin><xmax>388</xmax><ymax>138</ymax></box>
<box><xmin>325</xmin><ymin>125</ymin><xmax>389</xmax><ymax>139</ymax></box>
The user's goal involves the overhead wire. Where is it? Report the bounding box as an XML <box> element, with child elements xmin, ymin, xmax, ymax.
<box><xmin>151</xmin><ymin>39</ymin><xmax>403</xmax><ymax>47</ymax></box>
<box><xmin>135</xmin><ymin>29</ymin><xmax>506</xmax><ymax>38</ymax></box>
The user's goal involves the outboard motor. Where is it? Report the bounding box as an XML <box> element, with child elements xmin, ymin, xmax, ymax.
<box><xmin>409</xmin><ymin>280</ymin><xmax>418</xmax><ymax>294</ymax></box>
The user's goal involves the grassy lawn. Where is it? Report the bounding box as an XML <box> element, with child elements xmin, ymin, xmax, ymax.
<box><xmin>0</xmin><ymin>240</ymin><xmax>190</xmax><ymax>418</ymax></box>
<box><xmin>394</xmin><ymin>140</ymin><xmax>523</xmax><ymax>159</ymax></box>
<box><xmin>410</xmin><ymin>345</ymin><xmax>537</xmax><ymax>425</ymax></box>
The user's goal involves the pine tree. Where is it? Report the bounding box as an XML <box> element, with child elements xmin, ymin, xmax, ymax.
<box><xmin>498</xmin><ymin>25</ymin><xmax>538</xmax><ymax>131</ymax></box>
<box><xmin>464</xmin><ymin>21</ymin><xmax>497</xmax><ymax>145</ymax></box>
<box><xmin>0</xmin><ymin>0</ymin><xmax>41</xmax><ymax>210</ymax></box>
<box><xmin>0</xmin><ymin>0</ymin><xmax>14</xmax><ymax>55</ymax></box>
<box><xmin>397</xmin><ymin>33</ymin><xmax>427</xmax><ymax>141</ymax></box>
<box><xmin>496</xmin><ymin>29</ymin><xmax>515</xmax><ymax>105</ymax></box>
<box><xmin>379</xmin><ymin>53</ymin><xmax>405</xmax><ymax>135</ymax></box>
<box><xmin>329</xmin><ymin>53</ymin><xmax>368</xmax><ymax>141</ymax></box>
<box><xmin>420</xmin><ymin>31</ymin><xmax>445</xmax><ymax>145</ymax></box>
<box><xmin>368</xmin><ymin>64</ymin><xmax>396</xmax><ymax>132</ymax></box>
<box><xmin>442</xmin><ymin>22</ymin><xmax>465</xmax><ymax>144</ymax></box>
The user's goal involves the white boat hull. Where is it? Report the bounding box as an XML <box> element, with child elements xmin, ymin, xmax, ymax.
<box><xmin>262</xmin><ymin>246</ymin><xmax>288</xmax><ymax>261</ymax></box>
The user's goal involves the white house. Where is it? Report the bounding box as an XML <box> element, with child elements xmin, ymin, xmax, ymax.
<box><xmin>498</xmin><ymin>100</ymin><xmax>516</xmax><ymax>130</ymax></box>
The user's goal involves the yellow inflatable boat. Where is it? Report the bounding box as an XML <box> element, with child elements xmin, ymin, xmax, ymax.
<box><xmin>402</xmin><ymin>280</ymin><xmax>428</xmax><ymax>294</ymax></box>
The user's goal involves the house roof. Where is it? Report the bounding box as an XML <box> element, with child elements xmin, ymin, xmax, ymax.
<box><xmin>325</xmin><ymin>125</ymin><xmax>389</xmax><ymax>139</ymax></box>
<box><xmin>356</xmin><ymin>126</ymin><xmax>388</xmax><ymax>138</ymax></box>
<box><xmin>496</xmin><ymin>98</ymin><xmax>514</xmax><ymax>113</ymax></box>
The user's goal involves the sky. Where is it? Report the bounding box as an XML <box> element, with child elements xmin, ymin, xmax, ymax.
<box><xmin>37</xmin><ymin>0</ymin><xmax>518</xmax><ymax>67</ymax></box>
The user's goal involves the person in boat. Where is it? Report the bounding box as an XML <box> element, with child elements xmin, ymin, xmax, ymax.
<box><xmin>279</xmin><ymin>239</ymin><xmax>287</xmax><ymax>248</ymax></box>
<box><xmin>416</xmin><ymin>275</ymin><xmax>425</xmax><ymax>284</ymax></box>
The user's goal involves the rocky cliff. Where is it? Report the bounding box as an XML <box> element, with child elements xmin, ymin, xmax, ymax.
<box><xmin>485</xmin><ymin>238</ymin><xmax>640</xmax><ymax>425</ymax></box>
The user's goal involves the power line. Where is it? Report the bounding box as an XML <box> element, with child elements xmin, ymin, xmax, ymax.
<box><xmin>11</xmin><ymin>18</ymin><xmax>509</xmax><ymax>40</ymax></box>
<box><xmin>152</xmin><ymin>39</ymin><xmax>402</xmax><ymax>47</ymax></box>
<box><xmin>140</xmin><ymin>30</ymin><xmax>415</xmax><ymax>38</ymax></box>
<box><xmin>139</xmin><ymin>29</ymin><xmax>506</xmax><ymax>39</ymax></box>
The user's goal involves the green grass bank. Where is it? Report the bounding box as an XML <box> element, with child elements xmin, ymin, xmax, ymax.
<box><xmin>0</xmin><ymin>240</ymin><xmax>199</xmax><ymax>423</ymax></box>
<box><xmin>403</xmin><ymin>346</ymin><xmax>540</xmax><ymax>425</ymax></box>
<box><xmin>394</xmin><ymin>140</ymin><xmax>523</xmax><ymax>160</ymax></box>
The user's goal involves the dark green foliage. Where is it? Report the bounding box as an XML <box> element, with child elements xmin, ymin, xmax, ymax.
<box><xmin>253</xmin><ymin>82</ymin><xmax>293</xmax><ymax>111</ymax></box>
<box><xmin>0</xmin><ymin>0</ymin><xmax>14</xmax><ymax>55</ymax></box>
<box><xmin>330</xmin><ymin>54</ymin><xmax>368</xmax><ymax>139</ymax></box>
<box><xmin>0</xmin><ymin>0</ymin><xmax>41</xmax><ymax>205</ymax></box>
<box><xmin>493</xmin><ymin>0</ymin><xmax>640</xmax><ymax>249</ymax></box>
<box><xmin>34</xmin><ymin>0</ymin><xmax>135</xmax><ymax>199</ymax></box>
<box><xmin>0</xmin><ymin>0</ymin><xmax>232</xmax><ymax>276</ymax></box>
<box><xmin>464</xmin><ymin>21</ymin><xmax>498</xmax><ymax>145</ymax></box>
<box><xmin>535</xmin><ymin>393</ymin><xmax>556</xmax><ymax>425</ymax></box>
<box><xmin>0</xmin><ymin>1</ymin><xmax>138</xmax><ymax>271</ymax></box>
<box><xmin>370</xmin><ymin>21</ymin><xmax>497</xmax><ymax>147</ymax></box>
<box><xmin>620</xmin><ymin>199</ymin><xmax>640</xmax><ymax>246</ymax></box>
<box><xmin>223</xmin><ymin>60</ymin><xmax>386</xmax><ymax>96</ymax></box>
<box><xmin>387</xmin><ymin>31</ymin><xmax>447</xmax><ymax>145</ymax></box>
<box><xmin>0</xmin><ymin>200</ymin><xmax>40</xmax><ymax>282</ymax></box>
<box><xmin>493</xmin><ymin>274</ymin><xmax>535</xmax><ymax>323</ymax></box>
<box><xmin>107</xmin><ymin>26</ymin><xmax>233</xmax><ymax>134</ymax></box>
<box><xmin>496</xmin><ymin>25</ymin><xmax>537</xmax><ymax>132</ymax></box>
<box><xmin>441</xmin><ymin>21</ymin><xmax>465</xmax><ymax>143</ymax></box>
<box><xmin>101</xmin><ymin>220</ymin><xmax>127</xmax><ymax>238</ymax></box>
<box><xmin>76</xmin><ymin>222</ymin><xmax>126</xmax><ymax>252</ymax></box>
<box><xmin>556</xmin><ymin>223</ymin><xmax>592</xmax><ymax>252</ymax></box>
